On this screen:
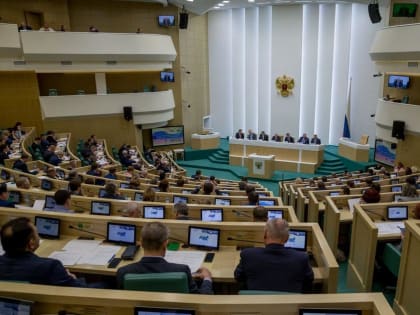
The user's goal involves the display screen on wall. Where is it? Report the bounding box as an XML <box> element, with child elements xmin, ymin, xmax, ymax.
<box><xmin>374</xmin><ymin>139</ymin><xmax>397</xmax><ymax>167</ymax></box>
<box><xmin>388</xmin><ymin>75</ymin><xmax>410</xmax><ymax>89</ymax></box>
<box><xmin>152</xmin><ymin>126</ymin><xmax>184</xmax><ymax>147</ymax></box>
<box><xmin>393</xmin><ymin>3</ymin><xmax>417</xmax><ymax>17</ymax></box>
<box><xmin>160</xmin><ymin>71</ymin><xmax>175</xmax><ymax>82</ymax></box>
<box><xmin>157</xmin><ymin>15</ymin><xmax>176</xmax><ymax>27</ymax></box>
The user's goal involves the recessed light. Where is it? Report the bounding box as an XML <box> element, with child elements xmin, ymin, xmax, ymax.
<box><xmin>223</xmin><ymin>0</ymin><xmax>230</xmax><ymax>3</ymax></box>
<box><xmin>218</xmin><ymin>3</ymin><xmax>225</xmax><ymax>6</ymax></box>
<box><xmin>214</xmin><ymin>6</ymin><xmax>220</xmax><ymax>8</ymax></box>
<box><xmin>186</xmin><ymin>0</ymin><xmax>194</xmax><ymax>2</ymax></box>
<box><xmin>248</xmin><ymin>0</ymin><xmax>255</xmax><ymax>2</ymax></box>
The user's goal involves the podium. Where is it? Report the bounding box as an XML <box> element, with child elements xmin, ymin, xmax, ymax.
<box><xmin>246</xmin><ymin>154</ymin><xmax>275</xmax><ymax>179</ymax></box>
<box><xmin>191</xmin><ymin>132</ymin><xmax>220</xmax><ymax>150</ymax></box>
<box><xmin>338</xmin><ymin>137</ymin><xmax>370</xmax><ymax>162</ymax></box>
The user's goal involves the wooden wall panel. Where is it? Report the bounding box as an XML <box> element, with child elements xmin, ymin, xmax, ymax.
<box><xmin>105</xmin><ymin>72</ymin><xmax>172</xmax><ymax>94</ymax></box>
<box><xmin>0</xmin><ymin>71</ymin><xmax>43</xmax><ymax>133</ymax></box>
<box><xmin>37</xmin><ymin>73</ymin><xmax>97</xmax><ymax>96</ymax></box>
<box><xmin>396</xmin><ymin>133</ymin><xmax>420</xmax><ymax>167</ymax></box>
<box><xmin>383</xmin><ymin>73</ymin><xmax>420</xmax><ymax>105</ymax></box>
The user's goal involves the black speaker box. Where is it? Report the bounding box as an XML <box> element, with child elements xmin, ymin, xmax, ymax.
<box><xmin>368</xmin><ymin>3</ymin><xmax>382</xmax><ymax>23</ymax></box>
<box><xmin>392</xmin><ymin>120</ymin><xmax>405</xmax><ymax>140</ymax></box>
<box><xmin>123</xmin><ymin>106</ymin><xmax>133</xmax><ymax>121</ymax></box>
<box><xmin>179</xmin><ymin>13</ymin><xmax>189</xmax><ymax>29</ymax></box>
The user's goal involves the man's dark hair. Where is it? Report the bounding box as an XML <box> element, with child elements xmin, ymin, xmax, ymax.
<box><xmin>245</xmin><ymin>185</ymin><xmax>256</xmax><ymax>195</ymax></box>
<box><xmin>321</xmin><ymin>176</ymin><xmax>328</xmax><ymax>182</ymax></box>
<box><xmin>105</xmin><ymin>183</ymin><xmax>117</xmax><ymax>195</ymax></box>
<box><xmin>253</xmin><ymin>206</ymin><xmax>268</xmax><ymax>222</ymax></box>
<box><xmin>174</xmin><ymin>202</ymin><xmax>189</xmax><ymax>216</ymax></box>
<box><xmin>54</xmin><ymin>189</ymin><xmax>71</xmax><ymax>205</ymax></box>
<box><xmin>69</xmin><ymin>180</ymin><xmax>81</xmax><ymax>193</ymax></box>
<box><xmin>210</xmin><ymin>175</ymin><xmax>215</xmax><ymax>181</ymax></box>
<box><xmin>406</xmin><ymin>176</ymin><xmax>416</xmax><ymax>186</ymax></box>
<box><xmin>0</xmin><ymin>183</ymin><xmax>7</xmax><ymax>194</ymax></box>
<box><xmin>108</xmin><ymin>167</ymin><xmax>116</xmax><ymax>174</ymax></box>
<box><xmin>0</xmin><ymin>217</ymin><xmax>33</xmax><ymax>256</ymax></box>
<box><xmin>176</xmin><ymin>178</ymin><xmax>185</xmax><ymax>187</ymax></box>
<box><xmin>239</xmin><ymin>181</ymin><xmax>247</xmax><ymax>191</ymax></box>
<box><xmin>203</xmin><ymin>182</ymin><xmax>213</xmax><ymax>194</ymax></box>
<box><xmin>159</xmin><ymin>171</ymin><xmax>166</xmax><ymax>181</ymax></box>
<box><xmin>248</xmin><ymin>191</ymin><xmax>259</xmax><ymax>205</ymax></box>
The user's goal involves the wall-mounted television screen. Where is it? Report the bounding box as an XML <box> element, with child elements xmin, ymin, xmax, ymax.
<box><xmin>374</xmin><ymin>139</ymin><xmax>396</xmax><ymax>167</ymax></box>
<box><xmin>388</xmin><ymin>75</ymin><xmax>410</xmax><ymax>89</ymax></box>
<box><xmin>152</xmin><ymin>126</ymin><xmax>185</xmax><ymax>147</ymax></box>
<box><xmin>393</xmin><ymin>3</ymin><xmax>417</xmax><ymax>17</ymax></box>
<box><xmin>158</xmin><ymin>15</ymin><xmax>175</xmax><ymax>27</ymax></box>
<box><xmin>160</xmin><ymin>71</ymin><xmax>175</xmax><ymax>82</ymax></box>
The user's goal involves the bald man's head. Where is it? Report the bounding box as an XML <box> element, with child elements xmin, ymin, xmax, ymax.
<box><xmin>264</xmin><ymin>219</ymin><xmax>289</xmax><ymax>245</ymax></box>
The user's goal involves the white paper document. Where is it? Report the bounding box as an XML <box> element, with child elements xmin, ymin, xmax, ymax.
<box><xmin>32</xmin><ymin>199</ymin><xmax>45</xmax><ymax>210</ymax></box>
<box><xmin>375</xmin><ymin>221</ymin><xmax>404</xmax><ymax>235</ymax></box>
<box><xmin>62</xmin><ymin>239</ymin><xmax>102</xmax><ymax>254</ymax></box>
<box><xmin>77</xmin><ymin>245</ymin><xmax>121</xmax><ymax>265</ymax></box>
<box><xmin>164</xmin><ymin>251</ymin><xmax>206</xmax><ymax>273</ymax></box>
<box><xmin>49</xmin><ymin>251</ymin><xmax>81</xmax><ymax>266</ymax></box>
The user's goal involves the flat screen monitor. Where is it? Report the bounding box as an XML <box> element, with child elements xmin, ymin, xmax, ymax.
<box><xmin>219</xmin><ymin>191</ymin><xmax>230</xmax><ymax>196</ymax></box>
<box><xmin>329</xmin><ymin>191</ymin><xmax>340</xmax><ymax>197</ymax></box>
<box><xmin>258</xmin><ymin>193</ymin><xmax>268</xmax><ymax>197</ymax></box>
<box><xmin>258</xmin><ymin>199</ymin><xmax>276</xmax><ymax>206</ymax></box>
<box><xmin>391</xmin><ymin>185</ymin><xmax>403</xmax><ymax>193</ymax></box>
<box><xmin>387</xmin><ymin>206</ymin><xmax>408</xmax><ymax>220</ymax></box>
<box><xmin>107</xmin><ymin>222</ymin><xmax>136</xmax><ymax>245</ymax></box>
<box><xmin>44</xmin><ymin>195</ymin><xmax>56</xmax><ymax>210</ymax></box>
<box><xmin>98</xmin><ymin>188</ymin><xmax>106</xmax><ymax>198</ymax></box>
<box><xmin>214</xmin><ymin>198</ymin><xmax>230</xmax><ymax>206</ymax></box>
<box><xmin>41</xmin><ymin>179</ymin><xmax>53</xmax><ymax>191</ymax></box>
<box><xmin>152</xmin><ymin>126</ymin><xmax>184</xmax><ymax>147</ymax></box>
<box><xmin>372</xmin><ymin>175</ymin><xmax>380</xmax><ymax>181</ymax></box>
<box><xmin>388</xmin><ymin>75</ymin><xmax>410</xmax><ymax>89</ymax></box>
<box><xmin>120</xmin><ymin>182</ymin><xmax>130</xmax><ymax>189</ymax></box>
<box><xmin>160</xmin><ymin>71</ymin><xmax>175</xmax><ymax>82</ymax></box>
<box><xmin>374</xmin><ymin>139</ymin><xmax>397</xmax><ymax>167</ymax></box>
<box><xmin>354</xmin><ymin>180</ymin><xmax>361</xmax><ymax>185</ymax></box>
<box><xmin>188</xmin><ymin>226</ymin><xmax>220</xmax><ymax>250</ymax></box>
<box><xmin>135</xmin><ymin>307</ymin><xmax>195</xmax><ymax>315</ymax></box>
<box><xmin>173</xmin><ymin>195</ymin><xmax>188</xmax><ymax>204</ymax></box>
<box><xmin>1</xmin><ymin>169</ymin><xmax>10</xmax><ymax>180</ymax></box>
<box><xmin>134</xmin><ymin>192</ymin><xmax>143</xmax><ymax>201</ymax></box>
<box><xmin>285</xmin><ymin>229</ymin><xmax>307</xmax><ymax>251</ymax></box>
<box><xmin>0</xmin><ymin>297</ymin><xmax>32</xmax><ymax>315</ymax></box>
<box><xmin>299</xmin><ymin>309</ymin><xmax>362</xmax><ymax>315</ymax></box>
<box><xmin>56</xmin><ymin>169</ymin><xmax>65</xmax><ymax>178</ymax></box>
<box><xmin>182</xmin><ymin>189</ymin><xmax>193</xmax><ymax>194</ymax></box>
<box><xmin>143</xmin><ymin>206</ymin><xmax>165</xmax><ymax>219</ymax></box>
<box><xmin>8</xmin><ymin>191</ymin><xmax>20</xmax><ymax>204</ymax></box>
<box><xmin>200</xmin><ymin>209</ymin><xmax>223</xmax><ymax>222</ymax></box>
<box><xmin>393</xmin><ymin>3</ymin><xmax>417</xmax><ymax>17</ymax></box>
<box><xmin>91</xmin><ymin>201</ymin><xmax>111</xmax><ymax>216</ymax></box>
<box><xmin>35</xmin><ymin>216</ymin><xmax>60</xmax><ymax>239</ymax></box>
<box><xmin>157</xmin><ymin>15</ymin><xmax>176</xmax><ymax>27</ymax></box>
<box><xmin>391</xmin><ymin>179</ymin><xmax>399</xmax><ymax>185</ymax></box>
<box><xmin>268</xmin><ymin>210</ymin><xmax>283</xmax><ymax>220</ymax></box>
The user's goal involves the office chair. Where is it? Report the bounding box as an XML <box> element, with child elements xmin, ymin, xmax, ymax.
<box><xmin>123</xmin><ymin>272</ymin><xmax>189</xmax><ymax>293</ymax></box>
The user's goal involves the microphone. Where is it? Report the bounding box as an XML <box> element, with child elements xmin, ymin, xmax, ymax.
<box><xmin>168</xmin><ymin>236</ymin><xmax>189</xmax><ymax>248</ymax></box>
<box><xmin>69</xmin><ymin>225</ymin><xmax>106</xmax><ymax>238</ymax></box>
<box><xmin>227</xmin><ymin>237</ymin><xmax>264</xmax><ymax>244</ymax></box>
<box><xmin>373</xmin><ymin>73</ymin><xmax>383</xmax><ymax>77</ymax></box>
<box><xmin>232</xmin><ymin>209</ymin><xmax>252</xmax><ymax>218</ymax></box>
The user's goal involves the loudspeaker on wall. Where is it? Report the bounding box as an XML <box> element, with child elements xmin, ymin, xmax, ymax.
<box><xmin>392</xmin><ymin>120</ymin><xmax>405</xmax><ymax>140</ymax></box>
<box><xmin>123</xmin><ymin>106</ymin><xmax>133</xmax><ymax>121</ymax></box>
<box><xmin>368</xmin><ymin>3</ymin><xmax>382</xmax><ymax>23</ymax></box>
<box><xmin>180</xmin><ymin>13</ymin><xmax>189</xmax><ymax>29</ymax></box>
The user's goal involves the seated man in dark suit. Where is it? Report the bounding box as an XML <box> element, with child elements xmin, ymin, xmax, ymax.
<box><xmin>12</xmin><ymin>153</ymin><xmax>30</xmax><ymax>173</ymax></box>
<box><xmin>234</xmin><ymin>219</ymin><xmax>314</xmax><ymax>293</ymax></box>
<box><xmin>46</xmin><ymin>190</ymin><xmax>74</xmax><ymax>213</ymax></box>
<box><xmin>246</xmin><ymin>129</ymin><xmax>257</xmax><ymax>140</ymax></box>
<box><xmin>271</xmin><ymin>133</ymin><xmax>282</xmax><ymax>142</ymax></box>
<box><xmin>283</xmin><ymin>133</ymin><xmax>295</xmax><ymax>143</ymax></box>
<box><xmin>102</xmin><ymin>183</ymin><xmax>125</xmax><ymax>200</ymax></box>
<box><xmin>117</xmin><ymin>222</ymin><xmax>213</xmax><ymax>293</ymax></box>
<box><xmin>297</xmin><ymin>133</ymin><xmax>310</xmax><ymax>144</ymax></box>
<box><xmin>259</xmin><ymin>131</ymin><xmax>269</xmax><ymax>141</ymax></box>
<box><xmin>0</xmin><ymin>217</ymin><xmax>85</xmax><ymax>287</ymax></box>
<box><xmin>174</xmin><ymin>202</ymin><xmax>191</xmax><ymax>220</ymax></box>
<box><xmin>0</xmin><ymin>183</ymin><xmax>15</xmax><ymax>208</ymax></box>
<box><xmin>235</xmin><ymin>129</ymin><xmax>245</xmax><ymax>139</ymax></box>
<box><xmin>310</xmin><ymin>134</ymin><xmax>321</xmax><ymax>145</ymax></box>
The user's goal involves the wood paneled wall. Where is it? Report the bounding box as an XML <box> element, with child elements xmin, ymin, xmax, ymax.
<box><xmin>0</xmin><ymin>71</ymin><xmax>43</xmax><ymax>132</ymax></box>
<box><xmin>383</xmin><ymin>73</ymin><xmax>420</xmax><ymax>105</ymax></box>
<box><xmin>396</xmin><ymin>133</ymin><xmax>420</xmax><ymax>168</ymax></box>
<box><xmin>37</xmin><ymin>73</ymin><xmax>97</xmax><ymax>96</ymax></box>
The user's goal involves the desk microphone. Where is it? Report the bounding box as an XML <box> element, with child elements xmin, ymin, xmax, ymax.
<box><xmin>168</xmin><ymin>236</ymin><xmax>189</xmax><ymax>248</ymax></box>
<box><xmin>227</xmin><ymin>237</ymin><xmax>264</xmax><ymax>244</ymax></box>
<box><xmin>232</xmin><ymin>210</ymin><xmax>252</xmax><ymax>218</ymax></box>
<box><xmin>68</xmin><ymin>225</ymin><xmax>106</xmax><ymax>238</ymax></box>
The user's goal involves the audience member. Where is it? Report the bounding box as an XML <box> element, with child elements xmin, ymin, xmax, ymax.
<box><xmin>253</xmin><ymin>206</ymin><xmax>268</xmax><ymax>222</ymax></box>
<box><xmin>18</xmin><ymin>22</ymin><xmax>32</xmax><ymax>31</ymax></box>
<box><xmin>235</xmin><ymin>129</ymin><xmax>245</xmax><ymax>139</ymax></box>
<box><xmin>271</xmin><ymin>133</ymin><xmax>282</xmax><ymax>142</ymax></box>
<box><xmin>104</xmin><ymin>167</ymin><xmax>117</xmax><ymax>179</ymax></box>
<box><xmin>191</xmin><ymin>169</ymin><xmax>202</xmax><ymax>180</ymax></box>
<box><xmin>121</xmin><ymin>202</ymin><xmax>142</xmax><ymax>218</ymax></box>
<box><xmin>12</xmin><ymin>153</ymin><xmax>32</xmax><ymax>174</ymax></box>
<box><xmin>401</xmin><ymin>176</ymin><xmax>418</xmax><ymax>198</ymax></box>
<box><xmin>297</xmin><ymin>133</ymin><xmax>310</xmax><ymax>144</ymax></box>
<box><xmin>143</xmin><ymin>187</ymin><xmax>156</xmax><ymax>202</ymax></box>
<box><xmin>39</xmin><ymin>24</ymin><xmax>54</xmax><ymax>31</ymax></box>
<box><xmin>129</xmin><ymin>177</ymin><xmax>141</xmax><ymax>190</ymax></box>
<box><xmin>238</xmin><ymin>181</ymin><xmax>247</xmax><ymax>191</ymax></box>
<box><xmin>46</xmin><ymin>190</ymin><xmax>73</xmax><ymax>213</ymax></box>
<box><xmin>317</xmin><ymin>181</ymin><xmax>326</xmax><ymax>190</ymax></box>
<box><xmin>311</xmin><ymin>134</ymin><xmax>321</xmax><ymax>144</ymax></box>
<box><xmin>102</xmin><ymin>183</ymin><xmax>125</xmax><ymax>200</ymax></box>
<box><xmin>0</xmin><ymin>183</ymin><xmax>15</xmax><ymax>208</ymax></box>
<box><xmin>361</xmin><ymin>187</ymin><xmax>380</xmax><ymax>203</ymax></box>
<box><xmin>69</xmin><ymin>180</ymin><xmax>83</xmax><ymax>196</ymax></box>
<box><xmin>247</xmin><ymin>129</ymin><xmax>257</xmax><ymax>140</ymax></box>
<box><xmin>158</xmin><ymin>178</ymin><xmax>169</xmax><ymax>193</ymax></box>
<box><xmin>116</xmin><ymin>222</ymin><xmax>213</xmax><ymax>293</ymax></box>
<box><xmin>0</xmin><ymin>217</ymin><xmax>85</xmax><ymax>286</ymax></box>
<box><xmin>234</xmin><ymin>219</ymin><xmax>313</xmax><ymax>292</ymax></box>
<box><xmin>248</xmin><ymin>191</ymin><xmax>259</xmax><ymax>206</ymax></box>
<box><xmin>342</xmin><ymin>186</ymin><xmax>350</xmax><ymax>195</ymax></box>
<box><xmin>46</xmin><ymin>167</ymin><xmax>59</xmax><ymax>179</ymax></box>
<box><xmin>89</xmin><ymin>26</ymin><xmax>99</xmax><ymax>32</ymax></box>
<box><xmin>259</xmin><ymin>131</ymin><xmax>269</xmax><ymax>141</ymax></box>
<box><xmin>16</xmin><ymin>176</ymin><xmax>31</xmax><ymax>190</ymax></box>
<box><xmin>176</xmin><ymin>178</ymin><xmax>185</xmax><ymax>187</ymax></box>
<box><xmin>86</xmin><ymin>162</ymin><xmax>101</xmax><ymax>176</ymax></box>
<box><xmin>284</xmin><ymin>133</ymin><xmax>295</xmax><ymax>143</ymax></box>
<box><xmin>0</xmin><ymin>144</ymin><xmax>10</xmax><ymax>165</ymax></box>
<box><xmin>174</xmin><ymin>202</ymin><xmax>191</xmax><ymax>220</ymax></box>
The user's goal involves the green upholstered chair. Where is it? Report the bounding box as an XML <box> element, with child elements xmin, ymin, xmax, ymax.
<box><xmin>382</xmin><ymin>243</ymin><xmax>401</xmax><ymax>277</ymax></box>
<box><xmin>238</xmin><ymin>290</ymin><xmax>295</xmax><ymax>295</ymax></box>
<box><xmin>123</xmin><ymin>272</ymin><xmax>189</xmax><ymax>293</ymax></box>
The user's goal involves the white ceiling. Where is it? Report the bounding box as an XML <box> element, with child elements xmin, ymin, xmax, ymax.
<box><xmin>166</xmin><ymin>0</ymin><xmax>370</xmax><ymax>15</ymax></box>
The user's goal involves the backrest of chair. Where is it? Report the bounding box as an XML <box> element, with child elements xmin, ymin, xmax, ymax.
<box><xmin>123</xmin><ymin>272</ymin><xmax>189</xmax><ymax>293</ymax></box>
<box><xmin>382</xmin><ymin>243</ymin><xmax>401</xmax><ymax>277</ymax></box>
<box><xmin>359</xmin><ymin>134</ymin><xmax>369</xmax><ymax>145</ymax></box>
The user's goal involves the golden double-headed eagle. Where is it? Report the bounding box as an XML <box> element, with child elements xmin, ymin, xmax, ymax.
<box><xmin>275</xmin><ymin>75</ymin><xmax>294</xmax><ymax>97</ymax></box>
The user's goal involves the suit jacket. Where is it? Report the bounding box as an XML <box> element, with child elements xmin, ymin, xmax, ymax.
<box><xmin>298</xmin><ymin>137</ymin><xmax>310</xmax><ymax>144</ymax></box>
<box><xmin>13</xmin><ymin>159</ymin><xmax>29</xmax><ymax>173</ymax></box>
<box><xmin>311</xmin><ymin>138</ymin><xmax>321</xmax><ymax>145</ymax></box>
<box><xmin>259</xmin><ymin>134</ymin><xmax>269</xmax><ymax>141</ymax></box>
<box><xmin>247</xmin><ymin>133</ymin><xmax>257</xmax><ymax>140</ymax></box>
<box><xmin>235</xmin><ymin>132</ymin><xmax>245</xmax><ymax>139</ymax></box>
<box><xmin>116</xmin><ymin>256</ymin><xmax>213</xmax><ymax>294</ymax></box>
<box><xmin>234</xmin><ymin>243</ymin><xmax>314</xmax><ymax>293</ymax></box>
<box><xmin>284</xmin><ymin>136</ymin><xmax>295</xmax><ymax>143</ymax></box>
<box><xmin>0</xmin><ymin>252</ymin><xmax>85</xmax><ymax>287</ymax></box>
<box><xmin>272</xmin><ymin>136</ymin><xmax>281</xmax><ymax>142</ymax></box>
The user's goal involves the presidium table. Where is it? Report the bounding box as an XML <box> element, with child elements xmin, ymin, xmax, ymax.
<box><xmin>229</xmin><ymin>138</ymin><xmax>324</xmax><ymax>176</ymax></box>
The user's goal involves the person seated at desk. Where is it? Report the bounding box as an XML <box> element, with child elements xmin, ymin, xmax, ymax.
<box><xmin>297</xmin><ymin>133</ymin><xmax>310</xmax><ymax>144</ymax></box>
<box><xmin>0</xmin><ymin>183</ymin><xmax>15</xmax><ymax>208</ymax></box>
<box><xmin>16</xmin><ymin>176</ymin><xmax>31</xmax><ymax>190</ymax></box>
<box><xmin>401</xmin><ymin>176</ymin><xmax>419</xmax><ymax>199</ymax></box>
<box><xmin>46</xmin><ymin>190</ymin><xmax>73</xmax><ymax>213</ymax></box>
<box><xmin>259</xmin><ymin>131</ymin><xmax>269</xmax><ymax>141</ymax></box>
<box><xmin>104</xmin><ymin>167</ymin><xmax>117</xmax><ymax>179</ymax></box>
<box><xmin>248</xmin><ymin>191</ymin><xmax>259</xmax><ymax>206</ymax></box>
<box><xmin>12</xmin><ymin>153</ymin><xmax>36</xmax><ymax>174</ymax></box>
<box><xmin>0</xmin><ymin>144</ymin><xmax>10</xmax><ymax>165</ymax></box>
<box><xmin>271</xmin><ymin>133</ymin><xmax>282</xmax><ymax>142</ymax></box>
<box><xmin>283</xmin><ymin>133</ymin><xmax>295</xmax><ymax>143</ymax></box>
<box><xmin>192</xmin><ymin>181</ymin><xmax>221</xmax><ymax>196</ymax></box>
<box><xmin>143</xmin><ymin>187</ymin><xmax>156</xmax><ymax>202</ymax></box>
<box><xmin>44</xmin><ymin>145</ymin><xmax>62</xmax><ymax>166</ymax></box>
<box><xmin>235</xmin><ymin>129</ymin><xmax>245</xmax><ymax>139</ymax></box>
<box><xmin>234</xmin><ymin>219</ymin><xmax>314</xmax><ymax>293</ymax></box>
<box><xmin>121</xmin><ymin>202</ymin><xmax>142</xmax><ymax>218</ymax></box>
<box><xmin>116</xmin><ymin>222</ymin><xmax>213</xmax><ymax>293</ymax></box>
<box><xmin>158</xmin><ymin>178</ymin><xmax>169</xmax><ymax>193</ymax></box>
<box><xmin>101</xmin><ymin>183</ymin><xmax>125</xmax><ymax>200</ymax></box>
<box><xmin>174</xmin><ymin>202</ymin><xmax>192</xmax><ymax>220</ymax></box>
<box><xmin>69</xmin><ymin>180</ymin><xmax>83</xmax><ymax>196</ymax></box>
<box><xmin>361</xmin><ymin>187</ymin><xmax>380</xmax><ymax>204</ymax></box>
<box><xmin>86</xmin><ymin>162</ymin><xmax>102</xmax><ymax>177</ymax></box>
<box><xmin>247</xmin><ymin>129</ymin><xmax>257</xmax><ymax>140</ymax></box>
<box><xmin>191</xmin><ymin>169</ymin><xmax>203</xmax><ymax>181</ymax></box>
<box><xmin>0</xmin><ymin>217</ymin><xmax>86</xmax><ymax>287</ymax></box>
<box><xmin>46</xmin><ymin>167</ymin><xmax>60</xmax><ymax>180</ymax></box>
<box><xmin>253</xmin><ymin>206</ymin><xmax>268</xmax><ymax>222</ymax></box>
<box><xmin>310</xmin><ymin>134</ymin><xmax>321</xmax><ymax>145</ymax></box>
